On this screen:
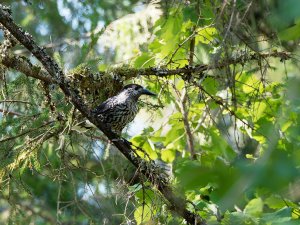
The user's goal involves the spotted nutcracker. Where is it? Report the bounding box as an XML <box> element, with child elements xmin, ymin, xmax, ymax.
<box><xmin>92</xmin><ymin>84</ymin><xmax>156</xmax><ymax>134</ymax></box>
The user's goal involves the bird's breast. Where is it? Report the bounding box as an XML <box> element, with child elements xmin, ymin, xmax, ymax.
<box><xmin>96</xmin><ymin>98</ymin><xmax>139</xmax><ymax>134</ymax></box>
<box><xmin>125</xmin><ymin>100</ymin><xmax>139</xmax><ymax>121</ymax></box>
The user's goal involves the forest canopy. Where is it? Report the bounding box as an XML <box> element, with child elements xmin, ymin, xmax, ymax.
<box><xmin>1</xmin><ymin>0</ymin><xmax>300</xmax><ymax>224</ymax></box>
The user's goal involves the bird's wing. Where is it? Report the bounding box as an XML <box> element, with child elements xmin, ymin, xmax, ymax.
<box><xmin>92</xmin><ymin>97</ymin><xmax>116</xmax><ymax>114</ymax></box>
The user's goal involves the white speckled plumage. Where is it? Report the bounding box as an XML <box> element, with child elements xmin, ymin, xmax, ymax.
<box><xmin>92</xmin><ymin>84</ymin><xmax>155</xmax><ymax>134</ymax></box>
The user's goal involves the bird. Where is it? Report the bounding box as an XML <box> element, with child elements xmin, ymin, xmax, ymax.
<box><xmin>92</xmin><ymin>84</ymin><xmax>156</xmax><ymax>135</ymax></box>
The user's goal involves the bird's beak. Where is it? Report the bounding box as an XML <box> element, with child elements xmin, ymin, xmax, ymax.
<box><xmin>141</xmin><ymin>88</ymin><xmax>156</xmax><ymax>96</ymax></box>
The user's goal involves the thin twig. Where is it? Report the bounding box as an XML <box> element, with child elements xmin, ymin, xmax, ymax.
<box><xmin>0</xmin><ymin>108</ymin><xmax>22</xmax><ymax>116</ymax></box>
<box><xmin>0</xmin><ymin>100</ymin><xmax>32</xmax><ymax>104</ymax></box>
<box><xmin>0</xmin><ymin>121</ymin><xmax>54</xmax><ymax>143</ymax></box>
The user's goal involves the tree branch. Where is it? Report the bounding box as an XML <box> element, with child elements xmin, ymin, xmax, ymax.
<box><xmin>1</xmin><ymin>43</ymin><xmax>291</xmax><ymax>89</ymax></box>
<box><xmin>107</xmin><ymin>51</ymin><xmax>291</xmax><ymax>79</ymax></box>
<box><xmin>0</xmin><ymin>4</ymin><xmax>205</xmax><ymax>225</ymax></box>
<box><xmin>1</xmin><ymin>54</ymin><xmax>53</xmax><ymax>83</ymax></box>
<box><xmin>0</xmin><ymin>108</ymin><xmax>22</xmax><ymax>116</ymax></box>
<box><xmin>0</xmin><ymin>120</ymin><xmax>54</xmax><ymax>143</ymax></box>
<box><xmin>0</xmin><ymin>99</ymin><xmax>32</xmax><ymax>104</ymax></box>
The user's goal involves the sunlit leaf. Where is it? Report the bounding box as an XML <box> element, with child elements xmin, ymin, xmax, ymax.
<box><xmin>196</xmin><ymin>27</ymin><xmax>217</xmax><ymax>44</ymax></box>
<box><xmin>244</xmin><ymin>198</ymin><xmax>263</xmax><ymax>217</ymax></box>
<box><xmin>134</xmin><ymin>53</ymin><xmax>155</xmax><ymax>68</ymax></box>
<box><xmin>265</xmin><ymin>195</ymin><xmax>288</xmax><ymax>209</ymax></box>
<box><xmin>134</xmin><ymin>205</ymin><xmax>153</xmax><ymax>225</ymax></box>
<box><xmin>161</xmin><ymin>148</ymin><xmax>176</xmax><ymax>163</ymax></box>
<box><xmin>253</xmin><ymin>101</ymin><xmax>267</xmax><ymax>122</ymax></box>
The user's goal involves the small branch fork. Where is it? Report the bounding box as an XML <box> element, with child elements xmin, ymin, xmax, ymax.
<box><xmin>0</xmin><ymin>4</ymin><xmax>205</xmax><ymax>225</ymax></box>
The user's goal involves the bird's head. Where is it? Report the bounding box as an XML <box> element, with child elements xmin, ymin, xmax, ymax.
<box><xmin>120</xmin><ymin>84</ymin><xmax>156</xmax><ymax>100</ymax></box>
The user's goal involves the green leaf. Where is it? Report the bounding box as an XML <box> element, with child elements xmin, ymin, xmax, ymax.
<box><xmin>202</xmin><ymin>77</ymin><xmax>218</xmax><ymax>95</ymax></box>
<box><xmin>183</xmin><ymin>7</ymin><xmax>198</xmax><ymax>23</ymax></box>
<box><xmin>281</xmin><ymin>120</ymin><xmax>293</xmax><ymax>132</ymax></box>
<box><xmin>244</xmin><ymin>198</ymin><xmax>263</xmax><ymax>217</ymax></box>
<box><xmin>265</xmin><ymin>195</ymin><xmax>287</xmax><ymax>209</ymax></box>
<box><xmin>279</xmin><ymin>22</ymin><xmax>300</xmax><ymax>40</ymax></box>
<box><xmin>252</xmin><ymin>117</ymin><xmax>273</xmax><ymax>143</ymax></box>
<box><xmin>222</xmin><ymin>211</ymin><xmax>258</xmax><ymax>225</ymax></box>
<box><xmin>253</xmin><ymin>101</ymin><xmax>267</xmax><ymax>122</ymax></box>
<box><xmin>241</xmin><ymin>74</ymin><xmax>260</xmax><ymax>94</ymax></box>
<box><xmin>134</xmin><ymin>53</ymin><xmax>155</xmax><ymax>68</ymax></box>
<box><xmin>128</xmin><ymin>184</ymin><xmax>143</xmax><ymax>193</ymax></box>
<box><xmin>164</xmin><ymin>125</ymin><xmax>185</xmax><ymax>148</ymax></box>
<box><xmin>135</xmin><ymin>188</ymin><xmax>155</xmax><ymax>203</ymax></box>
<box><xmin>196</xmin><ymin>27</ymin><xmax>217</xmax><ymax>44</ymax></box>
<box><xmin>134</xmin><ymin>205</ymin><xmax>152</xmax><ymax>225</ymax></box>
<box><xmin>208</xmin><ymin>128</ymin><xmax>237</xmax><ymax>161</ymax></box>
<box><xmin>131</xmin><ymin>136</ymin><xmax>158</xmax><ymax>160</ymax></box>
<box><xmin>174</xmin><ymin>158</ymin><xmax>239</xmax><ymax>202</ymax></box>
<box><xmin>261</xmin><ymin>207</ymin><xmax>293</xmax><ymax>224</ymax></box>
<box><xmin>161</xmin><ymin>149</ymin><xmax>176</xmax><ymax>163</ymax></box>
<box><xmin>168</xmin><ymin>112</ymin><xmax>183</xmax><ymax>125</ymax></box>
<box><xmin>142</xmin><ymin>139</ymin><xmax>158</xmax><ymax>160</ymax></box>
<box><xmin>150</xmin><ymin>13</ymin><xmax>184</xmax><ymax>60</ymax></box>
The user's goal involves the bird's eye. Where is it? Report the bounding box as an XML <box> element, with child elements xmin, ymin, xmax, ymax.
<box><xmin>135</xmin><ymin>86</ymin><xmax>140</xmax><ymax>90</ymax></box>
